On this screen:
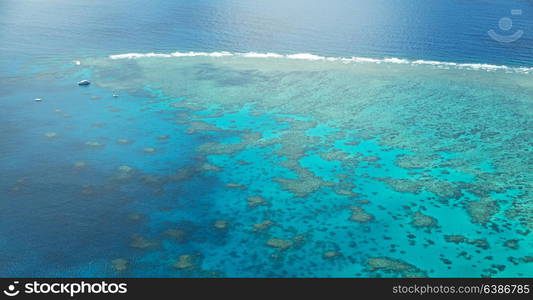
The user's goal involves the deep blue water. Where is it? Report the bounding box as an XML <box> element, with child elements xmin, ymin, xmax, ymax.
<box><xmin>2</xmin><ymin>0</ymin><xmax>533</xmax><ymax>67</ymax></box>
<box><xmin>0</xmin><ymin>0</ymin><xmax>532</xmax><ymax>277</ymax></box>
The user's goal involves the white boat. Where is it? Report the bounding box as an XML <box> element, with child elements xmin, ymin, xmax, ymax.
<box><xmin>78</xmin><ymin>80</ymin><xmax>91</xmax><ymax>86</ymax></box>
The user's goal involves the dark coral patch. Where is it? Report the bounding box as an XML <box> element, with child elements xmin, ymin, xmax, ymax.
<box><xmin>366</xmin><ymin>257</ymin><xmax>427</xmax><ymax>277</ymax></box>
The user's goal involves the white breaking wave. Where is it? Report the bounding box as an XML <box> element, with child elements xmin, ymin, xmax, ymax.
<box><xmin>108</xmin><ymin>51</ymin><xmax>533</xmax><ymax>73</ymax></box>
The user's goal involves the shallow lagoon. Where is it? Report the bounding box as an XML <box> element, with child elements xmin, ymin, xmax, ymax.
<box><xmin>0</xmin><ymin>53</ymin><xmax>531</xmax><ymax>277</ymax></box>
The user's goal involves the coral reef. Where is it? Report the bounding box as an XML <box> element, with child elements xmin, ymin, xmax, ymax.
<box><xmin>173</xmin><ymin>255</ymin><xmax>195</xmax><ymax>270</ymax></box>
<box><xmin>186</xmin><ymin>121</ymin><xmax>223</xmax><ymax>134</ymax></box>
<box><xmin>378</xmin><ymin>178</ymin><xmax>422</xmax><ymax>194</ymax></box>
<box><xmin>143</xmin><ymin>147</ymin><xmax>156</xmax><ymax>154</ymax></box>
<box><xmin>395</xmin><ymin>154</ymin><xmax>440</xmax><ymax>169</ymax></box>
<box><xmin>253</xmin><ymin>220</ymin><xmax>274</xmax><ymax>231</ymax></box>
<box><xmin>465</xmin><ymin>198</ymin><xmax>499</xmax><ymax>225</ymax></box>
<box><xmin>410</xmin><ymin>211</ymin><xmax>439</xmax><ymax>229</ymax></box>
<box><xmin>113</xmin><ymin>165</ymin><xmax>137</xmax><ymax>181</ymax></box>
<box><xmin>44</xmin><ymin>132</ymin><xmax>58</xmax><ymax>139</ymax></box>
<box><xmin>73</xmin><ymin>161</ymin><xmax>87</xmax><ymax>169</ymax></box>
<box><xmin>366</xmin><ymin>257</ymin><xmax>427</xmax><ymax>277</ymax></box>
<box><xmin>503</xmin><ymin>239</ymin><xmax>520</xmax><ymax>250</ymax></box>
<box><xmin>266</xmin><ymin>238</ymin><xmax>293</xmax><ymax>250</ymax></box>
<box><xmin>117</xmin><ymin>139</ymin><xmax>133</xmax><ymax>145</ymax></box>
<box><xmin>201</xmin><ymin>163</ymin><xmax>221</xmax><ymax>172</ymax></box>
<box><xmin>214</xmin><ymin>220</ymin><xmax>229</xmax><ymax>230</ymax></box>
<box><xmin>247</xmin><ymin>196</ymin><xmax>268</xmax><ymax>207</ymax></box>
<box><xmin>65</xmin><ymin>52</ymin><xmax>532</xmax><ymax>277</ymax></box>
<box><xmin>323</xmin><ymin>251</ymin><xmax>342</xmax><ymax>259</ymax></box>
<box><xmin>111</xmin><ymin>259</ymin><xmax>129</xmax><ymax>272</ymax></box>
<box><xmin>226</xmin><ymin>183</ymin><xmax>246</xmax><ymax>189</ymax></box>
<box><xmin>130</xmin><ymin>234</ymin><xmax>158</xmax><ymax>249</ymax></box>
<box><xmin>85</xmin><ymin>141</ymin><xmax>104</xmax><ymax>148</ymax></box>
<box><xmin>444</xmin><ymin>235</ymin><xmax>490</xmax><ymax>250</ymax></box>
<box><xmin>349</xmin><ymin>206</ymin><xmax>374</xmax><ymax>223</ymax></box>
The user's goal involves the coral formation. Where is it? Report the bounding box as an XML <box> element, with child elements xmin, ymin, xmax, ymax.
<box><xmin>73</xmin><ymin>161</ymin><xmax>87</xmax><ymax>169</ymax></box>
<box><xmin>85</xmin><ymin>141</ymin><xmax>104</xmax><ymax>148</ymax></box>
<box><xmin>266</xmin><ymin>238</ymin><xmax>293</xmax><ymax>250</ymax></box>
<box><xmin>444</xmin><ymin>235</ymin><xmax>490</xmax><ymax>250</ymax></box>
<box><xmin>173</xmin><ymin>255</ymin><xmax>195</xmax><ymax>270</ymax></box>
<box><xmin>366</xmin><ymin>257</ymin><xmax>427</xmax><ymax>277</ymax></box>
<box><xmin>111</xmin><ymin>259</ymin><xmax>129</xmax><ymax>272</ymax></box>
<box><xmin>349</xmin><ymin>206</ymin><xmax>374</xmax><ymax>223</ymax></box>
<box><xmin>323</xmin><ymin>251</ymin><xmax>341</xmax><ymax>259</ymax></box>
<box><xmin>410</xmin><ymin>212</ymin><xmax>439</xmax><ymax>229</ymax></box>
<box><xmin>130</xmin><ymin>234</ymin><xmax>158</xmax><ymax>249</ymax></box>
<box><xmin>253</xmin><ymin>220</ymin><xmax>274</xmax><ymax>231</ymax></box>
<box><xmin>247</xmin><ymin>196</ymin><xmax>267</xmax><ymax>207</ymax></box>
<box><xmin>466</xmin><ymin>198</ymin><xmax>499</xmax><ymax>225</ymax></box>
<box><xmin>214</xmin><ymin>220</ymin><xmax>229</xmax><ymax>230</ymax></box>
<box><xmin>395</xmin><ymin>154</ymin><xmax>440</xmax><ymax>169</ymax></box>
<box><xmin>143</xmin><ymin>147</ymin><xmax>156</xmax><ymax>153</ymax></box>
<box><xmin>117</xmin><ymin>139</ymin><xmax>133</xmax><ymax>145</ymax></box>
<box><xmin>44</xmin><ymin>132</ymin><xmax>58</xmax><ymax>139</ymax></box>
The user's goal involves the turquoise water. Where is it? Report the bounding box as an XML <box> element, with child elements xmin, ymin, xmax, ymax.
<box><xmin>0</xmin><ymin>0</ymin><xmax>532</xmax><ymax>277</ymax></box>
<box><xmin>2</xmin><ymin>54</ymin><xmax>531</xmax><ymax>277</ymax></box>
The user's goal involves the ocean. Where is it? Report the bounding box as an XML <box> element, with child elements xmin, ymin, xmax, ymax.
<box><xmin>0</xmin><ymin>0</ymin><xmax>531</xmax><ymax>277</ymax></box>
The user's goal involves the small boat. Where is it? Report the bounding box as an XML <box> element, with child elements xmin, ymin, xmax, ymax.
<box><xmin>112</xmin><ymin>93</ymin><xmax>119</xmax><ymax>98</ymax></box>
<box><xmin>78</xmin><ymin>80</ymin><xmax>91</xmax><ymax>86</ymax></box>
<box><xmin>34</xmin><ymin>98</ymin><xmax>43</xmax><ymax>102</ymax></box>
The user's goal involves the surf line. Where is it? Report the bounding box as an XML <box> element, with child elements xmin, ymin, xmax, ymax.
<box><xmin>107</xmin><ymin>51</ymin><xmax>533</xmax><ymax>74</ymax></box>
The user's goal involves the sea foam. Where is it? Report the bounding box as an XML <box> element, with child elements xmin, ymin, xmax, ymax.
<box><xmin>108</xmin><ymin>51</ymin><xmax>533</xmax><ymax>74</ymax></box>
